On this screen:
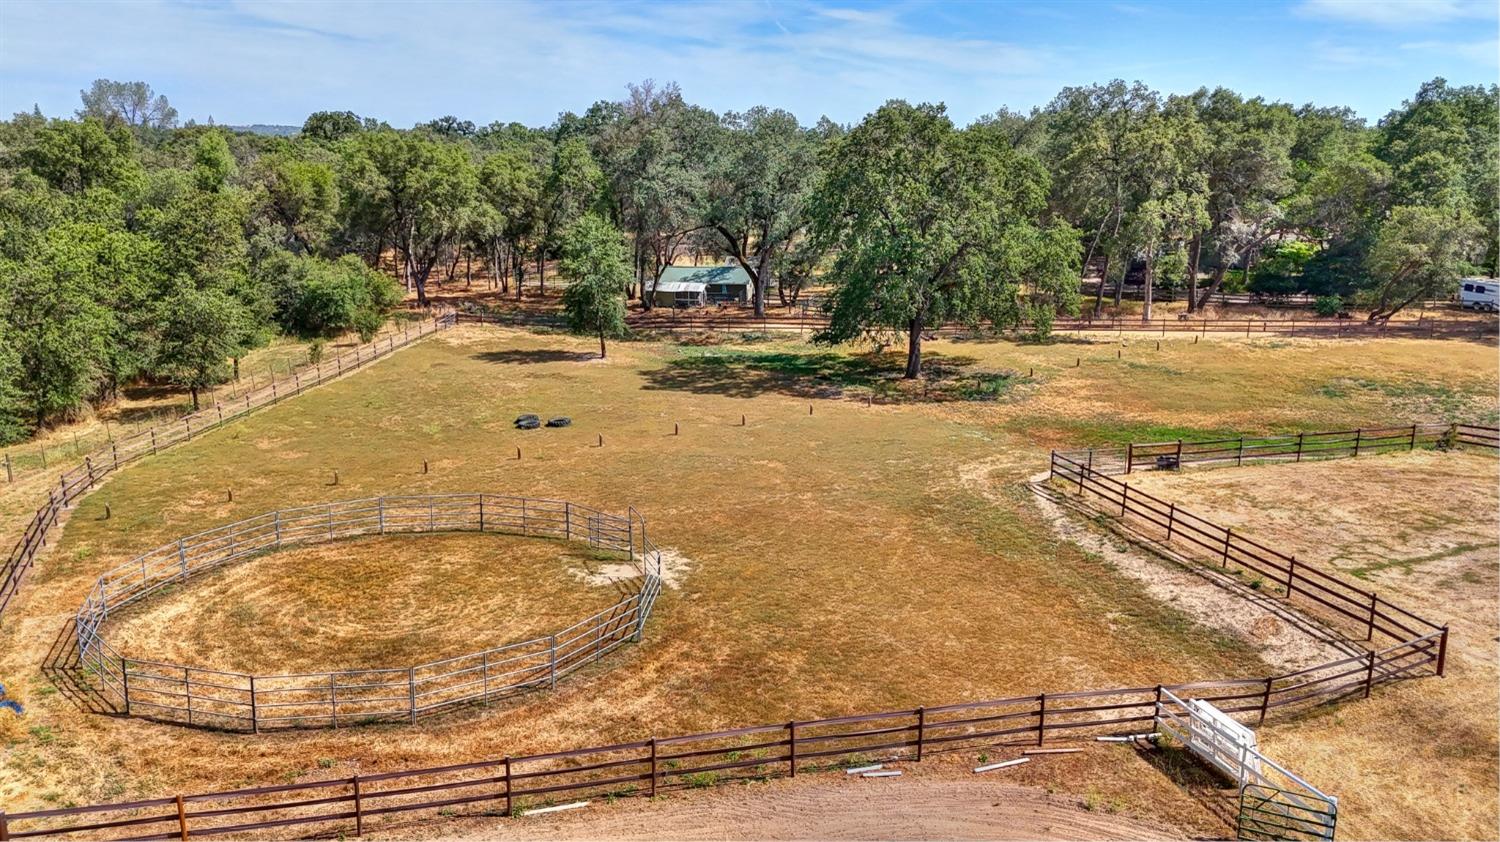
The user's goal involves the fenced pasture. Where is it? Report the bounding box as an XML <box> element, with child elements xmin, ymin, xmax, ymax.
<box><xmin>3</xmin><ymin>322</ymin><xmax>1496</xmax><ymax>839</ymax></box>
<box><xmin>73</xmin><ymin>494</ymin><xmax>664</xmax><ymax>731</ymax></box>
<box><xmin>0</xmin><ymin>315</ymin><xmax>457</xmax><ymax>622</ymax></box>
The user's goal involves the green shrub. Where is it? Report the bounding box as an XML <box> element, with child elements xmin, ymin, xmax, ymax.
<box><xmin>1314</xmin><ymin>295</ymin><xmax>1343</xmax><ymax>317</ymax></box>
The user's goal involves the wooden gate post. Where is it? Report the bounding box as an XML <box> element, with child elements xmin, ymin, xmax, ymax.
<box><xmin>1036</xmin><ymin>694</ymin><xmax>1046</xmax><ymax>746</ymax></box>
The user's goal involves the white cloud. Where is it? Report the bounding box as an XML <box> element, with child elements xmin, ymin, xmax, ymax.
<box><xmin>1297</xmin><ymin>0</ymin><xmax>1497</xmax><ymax>28</ymax></box>
<box><xmin>1401</xmin><ymin>37</ymin><xmax>1500</xmax><ymax>65</ymax></box>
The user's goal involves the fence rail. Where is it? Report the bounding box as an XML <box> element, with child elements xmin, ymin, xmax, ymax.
<box><xmin>73</xmin><ymin>494</ymin><xmax>665</xmax><ymax>732</ymax></box>
<box><xmin>617</xmin><ymin>307</ymin><xmax>1496</xmax><ymax>340</ymax></box>
<box><xmin>0</xmin><ymin>315</ymin><xmax>458</xmax><ymax>624</ymax></box>
<box><xmin>1053</xmin><ymin>423</ymin><xmax>1499</xmax><ymax>478</ymax></box>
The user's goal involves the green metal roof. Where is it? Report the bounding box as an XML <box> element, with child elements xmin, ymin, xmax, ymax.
<box><xmin>657</xmin><ymin>264</ymin><xmax>751</xmax><ymax>287</ymax></box>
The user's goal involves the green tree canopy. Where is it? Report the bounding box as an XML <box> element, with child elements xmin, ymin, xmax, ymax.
<box><xmin>810</xmin><ymin>101</ymin><xmax>1077</xmax><ymax>378</ymax></box>
<box><xmin>558</xmin><ymin>214</ymin><xmax>630</xmax><ymax>358</ymax></box>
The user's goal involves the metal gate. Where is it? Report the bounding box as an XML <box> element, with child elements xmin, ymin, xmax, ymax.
<box><xmin>1156</xmin><ymin>688</ymin><xmax>1337</xmax><ymax>841</ymax></box>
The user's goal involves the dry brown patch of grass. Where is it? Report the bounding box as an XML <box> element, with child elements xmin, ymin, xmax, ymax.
<box><xmin>104</xmin><ymin>533</ymin><xmax>622</xmax><ymax>674</ymax></box>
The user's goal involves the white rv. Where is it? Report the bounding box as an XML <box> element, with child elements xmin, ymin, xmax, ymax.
<box><xmin>1459</xmin><ymin>278</ymin><xmax>1498</xmax><ymax>312</ymax></box>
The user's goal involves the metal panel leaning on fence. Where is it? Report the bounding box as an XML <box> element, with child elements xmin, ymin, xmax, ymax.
<box><xmin>0</xmin><ymin>313</ymin><xmax>458</xmax><ymax>622</ymax></box>
<box><xmin>73</xmin><ymin>493</ymin><xmax>664</xmax><ymax>732</ymax></box>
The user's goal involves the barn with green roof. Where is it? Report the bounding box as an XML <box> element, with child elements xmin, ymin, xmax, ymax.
<box><xmin>651</xmin><ymin>263</ymin><xmax>752</xmax><ymax>308</ymax></box>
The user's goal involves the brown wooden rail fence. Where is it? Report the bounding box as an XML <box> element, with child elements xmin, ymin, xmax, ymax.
<box><xmin>0</xmin><ymin>314</ymin><xmax>458</xmax><ymax>623</ymax></box>
<box><xmin>3</xmin><ymin>633</ymin><xmax>1441</xmax><ymax>841</ymax></box>
<box><xmin>1052</xmin><ymin>422</ymin><xmax>1498</xmax><ymax>477</ymax></box>
<box><xmin>1047</xmin><ymin>449</ymin><xmax>1448</xmax><ymax>655</ymax></box>
<box><xmin>72</xmin><ymin>494</ymin><xmax>665</xmax><ymax>732</ymax></box>
<box><xmin>619</xmin><ymin>307</ymin><xmax>1496</xmax><ymax>340</ymax></box>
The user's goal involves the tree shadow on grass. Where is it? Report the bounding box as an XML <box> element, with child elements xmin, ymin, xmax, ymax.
<box><xmin>641</xmin><ymin>348</ymin><xmax>1024</xmax><ymax>403</ymax></box>
<box><xmin>472</xmin><ymin>349</ymin><xmax>600</xmax><ymax>365</ymax></box>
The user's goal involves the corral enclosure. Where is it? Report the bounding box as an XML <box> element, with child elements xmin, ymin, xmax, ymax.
<box><xmin>1</xmin><ymin>323</ymin><xmax>1497</xmax><ymax>839</ymax></box>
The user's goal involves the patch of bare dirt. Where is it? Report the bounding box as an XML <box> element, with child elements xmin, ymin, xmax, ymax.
<box><xmin>401</xmin><ymin>775</ymin><xmax>1186</xmax><ymax>841</ymax></box>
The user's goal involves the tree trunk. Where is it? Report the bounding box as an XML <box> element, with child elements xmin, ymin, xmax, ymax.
<box><xmin>752</xmin><ymin>246</ymin><xmax>772</xmax><ymax>318</ymax></box>
<box><xmin>1094</xmin><ymin>252</ymin><xmax>1111</xmax><ymax>316</ymax></box>
<box><xmin>465</xmin><ymin>249</ymin><xmax>472</xmax><ymax>289</ymax></box>
<box><xmin>190</xmin><ymin>386</ymin><xmax>200</xmax><ymax>411</ymax></box>
<box><xmin>1186</xmin><ymin>233</ymin><xmax>1202</xmax><ymax>313</ymax></box>
<box><xmin>904</xmin><ymin>314</ymin><xmax>924</xmax><ymax>379</ymax></box>
<box><xmin>232</xmin><ymin>357</ymin><xmax>240</xmax><ymax>381</ymax></box>
<box><xmin>1141</xmin><ymin>249</ymin><xmax>1155</xmax><ymax>322</ymax></box>
<box><xmin>537</xmin><ymin>252</ymin><xmax>545</xmax><ymax>295</ymax></box>
<box><xmin>598</xmin><ymin>323</ymin><xmax>607</xmax><ymax>359</ymax></box>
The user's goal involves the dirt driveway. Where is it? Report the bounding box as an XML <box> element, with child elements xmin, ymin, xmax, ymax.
<box><xmin>395</xmin><ymin>774</ymin><xmax>1185</xmax><ymax>841</ymax></box>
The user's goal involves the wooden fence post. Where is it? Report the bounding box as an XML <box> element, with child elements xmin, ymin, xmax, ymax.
<box><xmin>503</xmin><ymin>757</ymin><xmax>513</xmax><ymax>817</ymax></box>
<box><xmin>1353</xmin><ymin>428</ymin><xmax>1362</xmax><ymax>456</ymax></box>
<box><xmin>1286</xmin><ymin>557</ymin><xmax>1297</xmax><ymax>599</ymax></box>
<box><xmin>1409</xmin><ymin>424</ymin><xmax>1418</xmax><ymax>450</ymax></box>
<box><xmin>1165</xmin><ymin>503</ymin><xmax>1176</xmax><ymax>541</ymax></box>
<box><xmin>1125</xmin><ymin>443</ymin><xmax>1134</xmax><ymax>474</ymax></box>
<box><xmin>1</xmin><ymin>809</ymin><xmax>8</xmax><ymax>842</ymax></box>
<box><xmin>121</xmin><ymin>659</ymin><xmax>131</xmax><ymax>716</ymax></box>
<box><xmin>1174</xmin><ymin>439</ymin><xmax>1183</xmax><ymax>468</ymax></box>
<box><xmin>1363</xmin><ymin>651</ymin><xmax>1376</xmax><ymax>698</ymax></box>
<box><xmin>175</xmin><ymin>794</ymin><xmax>189</xmax><ymax>841</ymax></box>
<box><xmin>408</xmin><ymin>668</ymin><xmax>417</xmax><ymax>724</ymax></box>
<box><xmin>1295</xmin><ymin>432</ymin><xmax>1304</xmax><ymax>462</ymax></box>
<box><xmin>1036</xmin><ymin>694</ymin><xmax>1047</xmax><ymax>746</ymax></box>
<box><xmin>353</xmin><ymin>775</ymin><xmax>363</xmax><ymax>836</ymax></box>
<box><xmin>787</xmin><ymin>721</ymin><xmax>798</xmax><ymax>777</ymax></box>
<box><xmin>1258</xmin><ymin>677</ymin><xmax>1273</xmax><ymax>725</ymax></box>
<box><xmin>1048</xmin><ymin>452</ymin><xmax>1056</xmax><ymax>481</ymax></box>
<box><xmin>649</xmin><ymin>739</ymin><xmax>659</xmax><ymax>797</ymax></box>
<box><xmin>249</xmin><ymin>675</ymin><xmax>258</xmax><ymax>734</ymax></box>
<box><xmin>1236</xmin><ymin>436</ymin><xmax>1245</xmax><ymax>465</ymax></box>
<box><xmin>916</xmin><ymin>706</ymin><xmax>926</xmax><ymax>761</ymax></box>
<box><xmin>1222</xmin><ymin>528</ymin><xmax>1232</xmax><ymax>567</ymax></box>
<box><xmin>1120</xmin><ymin>483</ymin><xmax>1129</xmax><ymax>517</ymax></box>
<box><xmin>1366</xmin><ymin>593</ymin><xmax>1378</xmax><ymax>641</ymax></box>
<box><xmin>1437</xmin><ymin>626</ymin><xmax>1449</xmax><ymax>676</ymax></box>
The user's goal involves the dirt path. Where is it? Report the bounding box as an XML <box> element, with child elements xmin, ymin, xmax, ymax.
<box><xmin>1008</xmin><ymin>468</ymin><xmax>1349</xmax><ymax>674</ymax></box>
<box><xmin>399</xmin><ymin>775</ymin><xmax>1185</xmax><ymax>841</ymax></box>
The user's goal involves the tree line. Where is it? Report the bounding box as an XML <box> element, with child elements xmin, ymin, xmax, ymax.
<box><xmin>1</xmin><ymin>76</ymin><xmax>1493</xmax><ymax>436</ymax></box>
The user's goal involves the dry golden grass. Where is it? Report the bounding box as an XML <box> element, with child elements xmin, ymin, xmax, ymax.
<box><xmin>104</xmin><ymin>533</ymin><xmax>623</xmax><ymax>674</ymax></box>
<box><xmin>1129</xmin><ymin>452</ymin><xmax>1500</xmax><ymax>841</ymax></box>
<box><xmin>0</xmin><ymin>324</ymin><xmax>1494</xmax><ymax>838</ymax></box>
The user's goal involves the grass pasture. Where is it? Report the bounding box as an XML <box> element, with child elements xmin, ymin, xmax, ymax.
<box><xmin>0</xmin><ymin>323</ymin><xmax>1496</xmax><ymax>838</ymax></box>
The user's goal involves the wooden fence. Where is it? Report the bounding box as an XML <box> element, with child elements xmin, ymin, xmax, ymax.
<box><xmin>4</xmin><ymin>631</ymin><xmax>1440</xmax><ymax>840</ymax></box>
<box><xmin>0</xmin><ymin>315</ymin><xmax>458</xmax><ymax>623</ymax></box>
<box><xmin>73</xmin><ymin>494</ymin><xmax>666</xmax><ymax>732</ymax></box>
<box><xmin>1052</xmin><ymin>423</ymin><xmax>1499</xmax><ymax>477</ymax></box>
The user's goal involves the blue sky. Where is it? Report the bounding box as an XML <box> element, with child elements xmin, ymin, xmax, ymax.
<box><xmin>1</xmin><ymin>0</ymin><xmax>1495</xmax><ymax>128</ymax></box>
